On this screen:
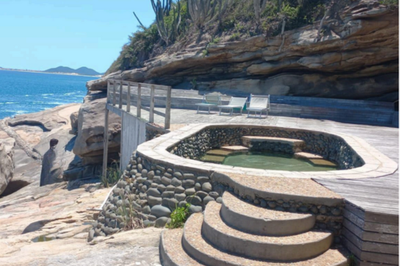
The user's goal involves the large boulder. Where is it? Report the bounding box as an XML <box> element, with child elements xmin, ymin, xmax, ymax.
<box><xmin>0</xmin><ymin>138</ymin><xmax>15</xmax><ymax>195</ymax></box>
<box><xmin>73</xmin><ymin>95</ymin><xmax>121</xmax><ymax>165</ymax></box>
<box><xmin>70</xmin><ymin>111</ymin><xmax>79</xmax><ymax>135</ymax></box>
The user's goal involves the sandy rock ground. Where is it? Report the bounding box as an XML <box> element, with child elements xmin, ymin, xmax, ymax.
<box><xmin>0</xmin><ymin>104</ymin><xmax>162</xmax><ymax>266</ymax></box>
<box><xmin>0</xmin><ymin>182</ymin><xmax>162</xmax><ymax>266</ymax></box>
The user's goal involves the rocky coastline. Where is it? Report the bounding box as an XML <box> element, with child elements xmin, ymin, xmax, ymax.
<box><xmin>0</xmin><ymin>104</ymin><xmax>162</xmax><ymax>266</ymax></box>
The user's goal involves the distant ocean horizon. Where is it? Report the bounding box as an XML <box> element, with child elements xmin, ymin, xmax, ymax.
<box><xmin>0</xmin><ymin>70</ymin><xmax>97</xmax><ymax>119</ymax></box>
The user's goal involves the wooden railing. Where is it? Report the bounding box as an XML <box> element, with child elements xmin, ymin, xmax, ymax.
<box><xmin>107</xmin><ymin>79</ymin><xmax>172</xmax><ymax>129</ymax></box>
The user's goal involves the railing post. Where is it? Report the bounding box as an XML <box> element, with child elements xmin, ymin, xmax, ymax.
<box><xmin>106</xmin><ymin>80</ymin><xmax>110</xmax><ymax>104</ymax></box>
<box><xmin>149</xmin><ymin>85</ymin><xmax>155</xmax><ymax>123</ymax></box>
<box><xmin>165</xmin><ymin>86</ymin><xmax>172</xmax><ymax>129</ymax></box>
<box><xmin>102</xmin><ymin>108</ymin><xmax>109</xmax><ymax>179</ymax></box>
<box><xmin>119</xmin><ymin>80</ymin><xmax>123</xmax><ymax>109</ymax></box>
<box><xmin>137</xmin><ymin>84</ymin><xmax>141</xmax><ymax>118</ymax></box>
<box><xmin>127</xmin><ymin>82</ymin><xmax>131</xmax><ymax>113</ymax></box>
<box><xmin>112</xmin><ymin>81</ymin><xmax>116</xmax><ymax>106</ymax></box>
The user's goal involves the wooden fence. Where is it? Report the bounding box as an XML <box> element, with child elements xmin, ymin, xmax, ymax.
<box><xmin>103</xmin><ymin>79</ymin><xmax>172</xmax><ymax>178</ymax></box>
<box><xmin>106</xmin><ymin>79</ymin><xmax>172</xmax><ymax>129</ymax></box>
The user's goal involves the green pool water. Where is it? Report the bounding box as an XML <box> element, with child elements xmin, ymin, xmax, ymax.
<box><xmin>222</xmin><ymin>152</ymin><xmax>338</xmax><ymax>171</ymax></box>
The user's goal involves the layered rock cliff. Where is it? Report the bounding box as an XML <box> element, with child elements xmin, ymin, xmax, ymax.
<box><xmin>74</xmin><ymin>0</ymin><xmax>398</xmax><ymax>171</ymax></box>
<box><xmin>88</xmin><ymin>1</ymin><xmax>398</xmax><ymax>101</ymax></box>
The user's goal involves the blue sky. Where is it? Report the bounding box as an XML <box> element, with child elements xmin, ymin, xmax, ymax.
<box><xmin>0</xmin><ymin>0</ymin><xmax>155</xmax><ymax>73</ymax></box>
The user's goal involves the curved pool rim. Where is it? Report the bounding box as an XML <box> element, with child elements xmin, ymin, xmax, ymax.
<box><xmin>137</xmin><ymin>124</ymin><xmax>398</xmax><ymax>180</ymax></box>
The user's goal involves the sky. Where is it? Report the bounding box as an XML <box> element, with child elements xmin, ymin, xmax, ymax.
<box><xmin>0</xmin><ymin>0</ymin><xmax>156</xmax><ymax>73</ymax></box>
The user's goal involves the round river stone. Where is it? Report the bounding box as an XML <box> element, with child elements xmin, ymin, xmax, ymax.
<box><xmin>151</xmin><ymin>205</ymin><xmax>171</xmax><ymax>218</ymax></box>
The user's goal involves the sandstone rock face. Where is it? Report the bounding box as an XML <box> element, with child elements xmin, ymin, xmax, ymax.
<box><xmin>87</xmin><ymin>2</ymin><xmax>398</xmax><ymax>101</ymax></box>
<box><xmin>0</xmin><ymin>138</ymin><xmax>15</xmax><ymax>195</ymax></box>
<box><xmin>73</xmin><ymin>96</ymin><xmax>121</xmax><ymax>165</ymax></box>
<box><xmin>70</xmin><ymin>111</ymin><xmax>79</xmax><ymax>134</ymax></box>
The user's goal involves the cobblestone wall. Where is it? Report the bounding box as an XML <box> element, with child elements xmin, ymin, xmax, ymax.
<box><xmin>91</xmin><ymin>156</ymin><xmax>343</xmax><ymax>240</ymax></box>
<box><xmin>90</xmin><ymin>125</ymin><xmax>352</xmax><ymax>241</ymax></box>
<box><xmin>90</xmin><ymin>152</ymin><xmax>222</xmax><ymax>238</ymax></box>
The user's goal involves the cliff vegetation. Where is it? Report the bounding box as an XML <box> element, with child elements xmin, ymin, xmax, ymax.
<box><xmin>107</xmin><ymin>0</ymin><xmax>380</xmax><ymax>75</ymax></box>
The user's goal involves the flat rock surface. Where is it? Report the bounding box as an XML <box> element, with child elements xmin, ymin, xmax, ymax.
<box><xmin>0</xmin><ymin>181</ymin><xmax>162</xmax><ymax>266</ymax></box>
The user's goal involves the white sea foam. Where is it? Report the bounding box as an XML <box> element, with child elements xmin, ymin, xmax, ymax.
<box><xmin>15</xmin><ymin>110</ymin><xmax>28</xmax><ymax>114</ymax></box>
<box><xmin>63</xmin><ymin>91</ymin><xmax>78</xmax><ymax>96</ymax></box>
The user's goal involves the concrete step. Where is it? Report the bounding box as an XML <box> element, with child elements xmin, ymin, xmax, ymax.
<box><xmin>309</xmin><ymin>158</ymin><xmax>337</xmax><ymax>167</ymax></box>
<box><xmin>203</xmin><ymin>202</ymin><xmax>333</xmax><ymax>261</ymax></box>
<box><xmin>200</xmin><ymin>154</ymin><xmax>225</xmax><ymax>163</ymax></box>
<box><xmin>212</xmin><ymin>172</ymin><xmax>344</xmax><ymax>207</ymax></box>
<box><xmin>220</xmin><ymin>145</ymin><xmax>249</xmax><ymax>152</ymax></box>
<box><xmin>160</xmin><ymin>229</ymin><xmax>205</xmax><ymax>266</ymax></box>
<box><xmin>206</xmin><ymin>149</ymin><xmax>234</xmax><ymax>156</ymax></box>
<box><xmin>241</xmin><ymin>136</ymin><xmax>305</xmax><ymax>153</ymax></box>
<box><xmin>182</xmin><ymin>212</ymin><xmax>349</xmax><ymax>266</ymax></box>
<box><xmin>294</xmin><ymin>152</ymin><xmax>323</xmax><ymax>160</ymax></box>
<box><xmin>221</xmin><ymin>191</ymin><xmax>316</xmax><ymax>236</ymax></box>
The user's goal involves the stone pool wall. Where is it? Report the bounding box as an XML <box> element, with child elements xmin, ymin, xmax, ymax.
<box><xmin>168</xmin><ymin>125</ymin><xmax>364</xmax><ymax>169</ymax></box>
<box><xmin>91</xmin><ymin>150</ymin><xmax>344</xmax><ymax>241</ymax></box>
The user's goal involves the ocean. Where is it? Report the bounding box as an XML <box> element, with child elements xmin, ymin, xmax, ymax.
<box><xmin>0</xmin><ymin>70</ymin><xmax>96</xmax><ymax>119</ymax></box>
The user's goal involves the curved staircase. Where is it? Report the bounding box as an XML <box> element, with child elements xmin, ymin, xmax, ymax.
<box><xmin>160</xmin><ymin>191</ymin><xmax>348</xmax><ymax>266</ymax></box>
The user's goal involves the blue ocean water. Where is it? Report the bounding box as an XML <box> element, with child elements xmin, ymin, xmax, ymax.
<box><xmin>0</xmin><ymin>70</ymin><xmax>96</xmax><ymax>119</ymax></box>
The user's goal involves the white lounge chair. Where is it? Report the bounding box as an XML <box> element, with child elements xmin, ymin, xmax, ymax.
<box><xmin>217</xmin><ymin>97</ymin><xmax>248</xmax><ymax>116</ymax></box>
<box><xmin>247</xmin><ymin>94</ymin><xmax>270</xmax><ymax>118</ymax></box>
<box><xmin>195</xmin><ymin>92</ymin><xmax>222</xmax><ymax>114</ymax></box>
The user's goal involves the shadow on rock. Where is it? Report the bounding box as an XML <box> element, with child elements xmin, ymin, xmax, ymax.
<box><xmin>0</xmin><ymin>180</ymin><xmax>30</xmax><ymax>198</ymax></box>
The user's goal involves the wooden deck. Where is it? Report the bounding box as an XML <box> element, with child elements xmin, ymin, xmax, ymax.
<box><xmin>274</xmin><ymin>118</ymin><xmax>398</xmax><ymax>266</ymax></box>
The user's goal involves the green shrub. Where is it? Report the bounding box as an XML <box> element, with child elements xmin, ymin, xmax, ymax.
<box><xmin>210</xmin><ymin>37</ymin><xmax>221</xmax><ymax>44</ymax></box>
<box><xmin>101</xmin><ymin>160</ymin><xmax>121</xmax><ymax>188</ymax></box>
<box><xmin>190</xmin><ymin>78</ymin><xmax>197</xmax><ymax>89</ymax></box>
<box><xmin>349</xmin><ymin>254</ymin><xmax>356</xmax><ymax>266</ymax></box>
<box><xmin>380</xmin><ymin>0</ymin><xmax>399</xmax><ymax>5</ymax></box>
<box><xmin>107</xmin><ymin>0</ymin><xmax>357</xmax><ymax>73</ymax></box>
<box><xmin>117</xmin><ymin>195</ymin><xmax>144</xmax><ymax>230</ymax></box>
<box><xmin>166</xmin><ymin>203</ymin><xmax>191</xmax><ymax>228</ymax></box>
<box><xmin>229</xmin><ymin>32</ymin><xmax>240</xmax><ymax>41</ymax></box>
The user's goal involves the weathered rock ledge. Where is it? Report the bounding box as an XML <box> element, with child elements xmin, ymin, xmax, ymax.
<box><xmin>88</xmin><ymin>1</ymin><xmax>398</xmax><ymax>101</ymax></box>
<box><xmin>75</xmin><ymin>1</ymin><xmax>398</xmax><ymax>169</ymax></box>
